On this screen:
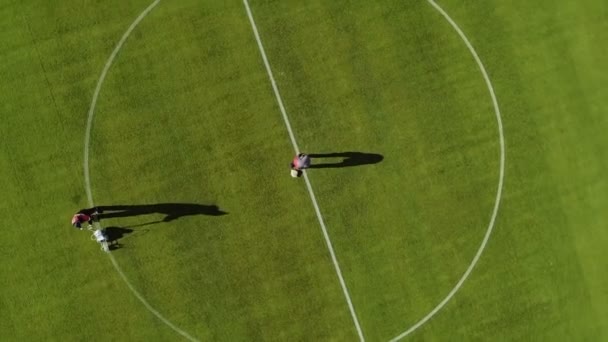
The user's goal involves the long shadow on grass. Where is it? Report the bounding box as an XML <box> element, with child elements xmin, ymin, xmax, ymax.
<box><xmin>79</xmin><ymin>203</ymin><xmax>226</xmax><ymax>227</ymax></box>
<box><xmin>79</xmin><ymin>203</ymin><xmax>227</xmax><ymax>250</ymax></box>
<box><xmin>103</xmin><ymin>227</ymin><xmax>133</xmax><ymax>250</ymax></box>
<box><xmin>307</xmin><ymin>152</ymin><xmax>384</xmax><ymax>169</ymax></box>
<box><xmin>81</xmin><ymin>203</ymin><xmax>228</xmax><ymax>222</ymax></box>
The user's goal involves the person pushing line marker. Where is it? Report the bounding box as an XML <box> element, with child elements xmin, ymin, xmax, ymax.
<box><xmin>71</xmin><ymin>208</ymin><xmax>100</xmax><ymax>230</ymax></box>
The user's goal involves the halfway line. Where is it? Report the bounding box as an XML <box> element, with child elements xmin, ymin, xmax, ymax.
<box><xmin>242</xmin><ymin>0</ymin><xmax>365</xmax><ymax>341</ymax></box>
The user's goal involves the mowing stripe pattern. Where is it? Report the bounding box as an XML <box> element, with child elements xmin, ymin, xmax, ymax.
<box><xmin>81</xmin><ymin>0</ymin><xmax>505</xmax><ymax>340</ymax></box>
<box><xmin>389</xmin><ymin>1</ymin><xmax>506</xmax><ymax>340</ymax></box>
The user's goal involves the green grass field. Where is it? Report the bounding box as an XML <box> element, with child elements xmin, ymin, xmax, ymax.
<box><xmin>1</xmin><ymin>0</ymin><xmax>606</xmax><ymax>340</ymax></box>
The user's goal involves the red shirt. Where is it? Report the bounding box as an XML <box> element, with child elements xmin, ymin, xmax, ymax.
<box><xmin>72</xmin><ymin>213</ymin><xmax>91</xmax><ymax>225</ymax></box>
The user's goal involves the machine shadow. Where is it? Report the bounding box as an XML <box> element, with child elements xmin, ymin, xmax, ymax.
<box><xmin>103</xmin><ymin>227</ymin><xmax>133</xmax><ymax>250</ymax></box>
<box><xmin>307</xmin><ymin>152</ymin><xmax>384</xmax><ymax>169</ymax></box>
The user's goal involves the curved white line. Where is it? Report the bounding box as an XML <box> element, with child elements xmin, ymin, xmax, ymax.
<box><xmin>390</xmin><ymin>1</ymin><xmax>506</xmax><ymax>340</ymax></box>
<box><xmin>83</xmin><ymin>1</ymin><xmax>199</xmax><ymax>340</ymax></box>
<box><xmin>106</xmin><ymin>251</ymin><xmax>198</xmax><ymax>342</ymax></box>
<box><xmin>82</xmin><ymin>0</ymin><xmax>505</xmax><ymax>340</ymax></box>
<box><xmin>85</xmin><ymin>0</ymin><xmax>160</xmax><ymax>205</ymax></box>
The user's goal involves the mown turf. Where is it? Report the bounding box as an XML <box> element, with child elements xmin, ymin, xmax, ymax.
<box><xmin>411</xmin><ymin>1</ymin><xmax>608</xmax><ymax>340</ymax></box>
<box><xmin>89</xmin><ymin>1</ymin><xmax>356</xmax><ymax>340</ymax></box>
<box><xmin>249</xmin><ymin>1</ymin><xmax>500</xmax><ymax>340</ymax></box>
<box><xmin>1</xmin><ymin>0</ymin><xmax>606</xmax><ymax>341</ymax></box>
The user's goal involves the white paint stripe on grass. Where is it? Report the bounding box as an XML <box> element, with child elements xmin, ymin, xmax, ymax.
<box><xmin>389</xmin><ymin>1</ymin><xmax>506</xmax><ymax>340</ymax></box>
<box><xmin>243</xmin><ymin>1</ymin><xmax>366</xmax><ymax>341</ymax></box>
<box><xmin>84</xmin><ymin>0</ymin><xmax>160</xmax><ymax>206</ymax></box>
<box><xmin>106</xmin><ymin>237</ymin><xmax>199</xmax><ymax>342</ymax></box>
<box><xmin>83</xmin><ymin>1</ymin><xmax>199</xmax><ymax>341</ymax></box>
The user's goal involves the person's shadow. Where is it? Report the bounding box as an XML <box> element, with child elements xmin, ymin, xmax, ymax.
<box><xmin>79</xmin><ymin>203</ymin><xmax>227</xmax><ymax>227</ymax></box>
<box><xmin>307</xmin><ymin>152</ymin><xmax>383</xmax><ymax>169</ymax></box>
<box><xmin>92</xmin><ymin>203</ymin><xmax>227</xmax><ymax>221</ymax></box>
<box><xmin>79</xmin><ymin>203</ymin><xmax>227</xmax><ymax>251</ymax></box>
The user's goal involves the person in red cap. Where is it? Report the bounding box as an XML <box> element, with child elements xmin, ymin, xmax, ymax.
<box><xmin>71</xmin><ymin>208</ymin><xmax>100</xmax><ymax>230</ymax></box>
<box><xmin>72</xmin><ymin>213</ymin><xmax>92</xmax><ymax>230</ymax></box>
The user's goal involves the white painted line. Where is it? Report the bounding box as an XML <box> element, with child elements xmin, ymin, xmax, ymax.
<box><xmin>107</xmin><ymin>236</ymin><xmax>199</xmax><ymax>342</ymax></box>
<box><xmin>85</xmin><ymin>0</ymin><xmax>160</xmax><ymax>206</ymax></box>
<box><xmin>242</xmin><ymin>0</ymin><xmax>366</xmax><ymax>341</ymax></box>
<box><xmin>82</xmin><ymin>1</ymin><xmax>199</xmax><ymax>341</ymax></box>
<box><xmin>389</xmin><ymin>1</ymin><xmax>506</xmax><ymax>340</ymax></box>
